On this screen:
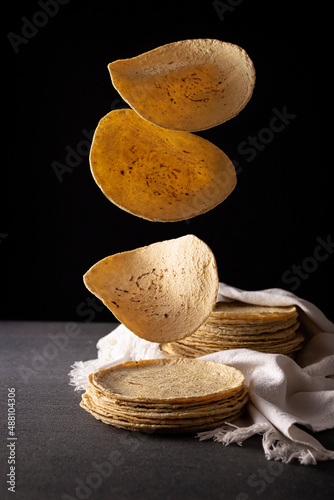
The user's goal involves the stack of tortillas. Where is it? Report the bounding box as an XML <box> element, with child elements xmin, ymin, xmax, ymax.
<box><xmin>80</xmin><ymin>358</ymin><xmax>248</xmax><ymax>433</ymax></box>
<box><xmin>161</xmin><ymin>301</ymin><xmax>304</xmax><ymax>359</ymax></box>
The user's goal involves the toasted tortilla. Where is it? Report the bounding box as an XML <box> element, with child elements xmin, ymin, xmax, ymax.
<box><xmin>89</xmin><ymin>108</ymin><xmax>236</xmax><ymax>222</ymax></box>
<box><xmin>108</xmin><ymin>39</ymin><xmax>255</xmax><ymax>131</ymax></box>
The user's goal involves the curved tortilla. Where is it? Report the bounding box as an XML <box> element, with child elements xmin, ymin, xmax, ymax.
<box><xmin>83</xmin><ymin>235</ymin><xmax>219</xmax><ymax>343</ymax></box>
<box><xmin>108</xmin><ymin>39</ymin><xmax>255</xmax><ymax>132</ymax></box>
<box><xmin>89</xmin><ymin>108</ymin><xmax>236</xmax><ymax>222</ymax></box>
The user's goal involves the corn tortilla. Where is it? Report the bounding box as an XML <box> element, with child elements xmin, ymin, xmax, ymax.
<box><xmin>90</xmin><ymin>358</ymin><xmax>245</xmax><ymax>403</ymax></box>
<box><xmin>80</xmin><ymin>358</ymin><xmax>248</xmax><ymax>433</ymax></box>
<box><xmin>160</xmin><ymin>302</ymin><xmax>303</xmax><ymax>358</ymax></box>
<box><xmin>89</xmin><ymin>109</ymin><xmax>236</xmax><ymax>222</ymax></box>
<box><xmin>83</xmin><ymin>235</ymin><xmax>219</xmax><ymax>343</ymax></box>
<box><xmin>108</xmin><ymin>39</ymin><xmax>255</xmax><ymax>132</ymax></box>
<box><xmin>85</xmin><ymin>384</ymin><xmax>248</xmax><ymax>419</ymax></box>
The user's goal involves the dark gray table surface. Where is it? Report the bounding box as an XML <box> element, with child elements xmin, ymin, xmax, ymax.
<box><xmin>1</xmin><ymin>321</ymin><xmax>334</xmax><ymax>500</ymax></box>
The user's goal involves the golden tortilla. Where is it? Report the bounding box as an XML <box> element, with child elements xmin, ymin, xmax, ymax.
<box><xmin>89</xmin><ymin>109</ymin><xmax>236</xmax><ymax>222</ymax></box>
<box><xmin>108</xmin><ymin>39</ymin><xmax>255</xmax><ymax>131</ymax></box>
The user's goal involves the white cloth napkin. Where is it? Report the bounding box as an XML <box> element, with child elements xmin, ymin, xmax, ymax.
<box><xmin>69</xmin><ymin>282</ymin><xmax>334</xmax><ymax>464</ymax></box>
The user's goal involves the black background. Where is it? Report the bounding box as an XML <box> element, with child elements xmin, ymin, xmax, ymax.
<box><xmin>3</xmin><ymin>0</ymin><xmax>333</xmax><ymax>323</ymax></box>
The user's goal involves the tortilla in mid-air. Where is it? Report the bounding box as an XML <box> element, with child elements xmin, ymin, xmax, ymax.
<box><xmin>89</xmin><ymin>108</ymin><xmax>236</xmax><ymax>222</ymax></box>
<box><xmin>83</xmin><ymin>235</ymin><xmax>219</xmax><ymax>343</ymax></box>
<box><xmin>108</xmin><ymin>38</ymin><xmax>256</xmax><ymax>132</ymax></box>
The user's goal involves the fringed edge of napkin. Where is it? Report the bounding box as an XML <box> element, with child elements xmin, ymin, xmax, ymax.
<box><xmin>197</xmin><ymin>419</ymin><xmax>334</xmax><ymax>465</ymax></box>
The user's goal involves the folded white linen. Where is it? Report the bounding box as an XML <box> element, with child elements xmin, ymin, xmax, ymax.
<box><xmin>69</xmin><ymin>282</ymin><xmax>334</xmax><ymax>464</ymax></box>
